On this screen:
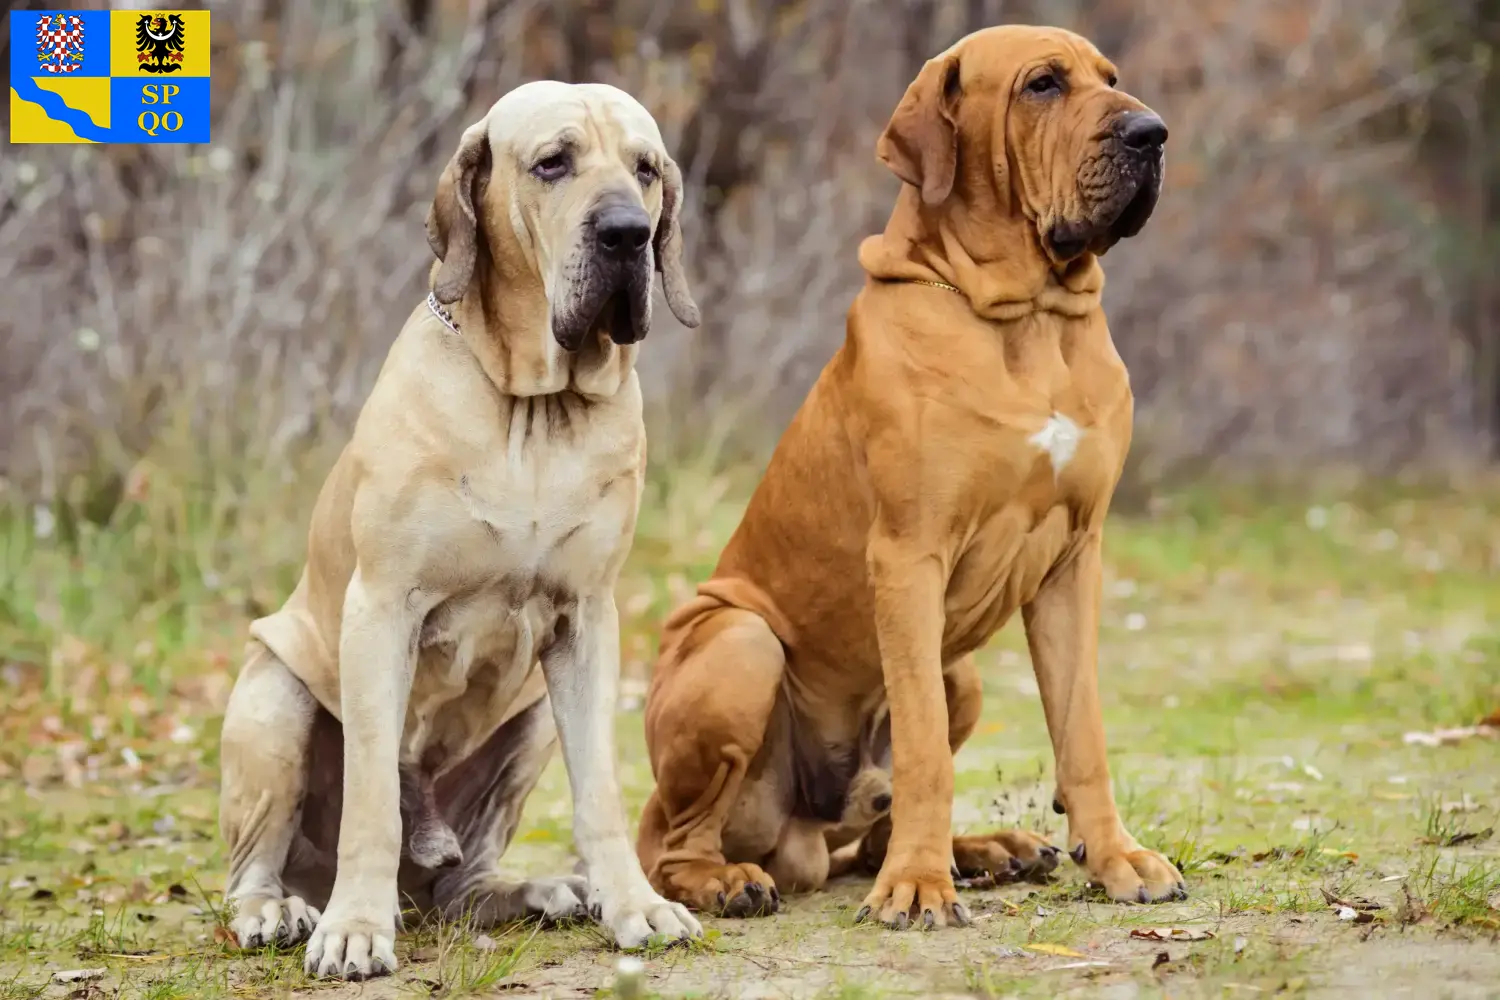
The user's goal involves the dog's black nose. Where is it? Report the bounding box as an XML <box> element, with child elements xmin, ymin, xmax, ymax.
<box><xmin>872</xmin><ymin>793</ymin><xmax>892</xmax><ymax>813</ymax></box>
<box><xmin>1118</xmin><ymin>111</ymin><xmax>1168</xmax><ymax>150</ymax></box>
<box><xmin>595</xmin><ymin>204</ymin><xmax>651</xmax><ymax>260</ymax></box>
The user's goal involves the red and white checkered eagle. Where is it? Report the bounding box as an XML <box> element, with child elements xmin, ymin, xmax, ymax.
<box><xmin>35</xmin><ymin>14</ymin><xmax>86</xmax><ymax>75</ymax></box>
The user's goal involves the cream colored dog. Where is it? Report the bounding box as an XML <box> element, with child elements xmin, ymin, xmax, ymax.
<box><xmin>217</xmin><ymin>81</ymin><xmax>703</xmax><ymax>981</ymax></box>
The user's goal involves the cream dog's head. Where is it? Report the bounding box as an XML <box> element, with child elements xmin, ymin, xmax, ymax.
<box><xmin>426</xmin><ymin>81</ymin><xmax>699</xmax><ymax>355</ymax></box>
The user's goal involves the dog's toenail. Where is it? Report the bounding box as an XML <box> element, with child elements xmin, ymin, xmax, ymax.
<box><xmin>1008</xmin><ymin>856</ymin><xmax>1023</xmax><ymax>872</ymax></box>
<box><xmin>922</xmin><ymin>909</ymin><xmax>935</xmax><ymax>930</ymax></box>
<box><xmin>1137</xmin><ymin>886</ymin><xmax>1149</xmax><ymax>903</ymax></box>
<box><xmin>1041</xmin><ymin>845</ymin><xmax>1059</xmax><ymax>859</ymax></box>
<box><xmin>894</xmin><ymin>911</ymin><xmax>909</xmax><ymax>931</ymax></box>
<box><xmin>716</xmin><ymin>891</ymin><xmax>726</xmax><ymax>908</ymax></box>
<box><xmin>952</xmin><ymin>902</ymin><xmax>971</xmax><ymax>926</ymax></box>
<box><xmin>854</xmin><ymin>905</ymin><xmax>871</xmax><ymax>924</ymax></box>
<box><xmin>1070</xmin><ymin>843</ymin><xmax>1086</xmax><ymax>864</ymax></box>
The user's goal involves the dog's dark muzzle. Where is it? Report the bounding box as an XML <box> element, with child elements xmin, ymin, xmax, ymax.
<box><xmin>1103</xmin><ymin>110</ymin><xmax>1166</xmax><ymax>244</ymax></box>
<box><xmin>551</xmin><ymin>196</ymin><xmax>655</xmax><ymax>351</ymax></box>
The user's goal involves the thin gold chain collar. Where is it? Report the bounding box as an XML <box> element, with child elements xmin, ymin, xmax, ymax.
<box><xmin>893</xmin><ymin>277</ymin><xmax>963</xmax><ymax>295</ymax></box>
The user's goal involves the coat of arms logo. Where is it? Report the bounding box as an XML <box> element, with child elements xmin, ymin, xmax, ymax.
<box><xmin>35</xmin><ymin>13</ymin><xmax>86</xmax><ymax>75</ymax></box>
<box><xmin>135</xmin><ymin>13</ymin><xmax>187</xmax><ymax>74</ymax></box>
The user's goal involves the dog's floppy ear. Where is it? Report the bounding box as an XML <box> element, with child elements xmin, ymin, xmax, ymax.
<box><xmin>876</xmin><ymin>52</ymin><xmax>962</xmax><ymax>206</ymax></box>
<box><xmin>426</xmin><ymin>123</ymin><xmax>492</xmax><ymax>305</ymax></box>
<box><xmin>653</xmin><ymin>157</ymin><xmax>700</xmax><ymax>328</ymax></box>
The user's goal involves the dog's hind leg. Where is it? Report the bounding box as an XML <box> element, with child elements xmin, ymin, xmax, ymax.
<box><xmin>429</xmin><ymin>690</ymin><xmax>590</xmax><ymax>928</ymax></box>
<box><xmin>219</xmin><ymin>642</ymin><xmax>323</xmax><ymax>948</ymax></box>
<box><xmin>637</xmin><ymin>602</ymin><xmax>786</xmax><ymax>918</ymax></box>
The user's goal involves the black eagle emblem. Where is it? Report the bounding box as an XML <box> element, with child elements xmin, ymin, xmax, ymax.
<box><xmin>135</xmin><ymin>13</ymin><xmax>186</xmax><ymax>74</ymax></box>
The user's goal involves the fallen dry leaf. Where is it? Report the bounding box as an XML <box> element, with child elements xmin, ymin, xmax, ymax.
<box><xmin>1025</xmin><ymin>943</ymin><xmax>1087</xmax><ymax>958</ymax></box>
<box><xmin>1396</xmin><ymin>883</ymin><xmax>1432</xmax><ymax>927</ymax></box>
<box><xmin>1335</xmin><ymin>906</ymin><xmax>1375</xmax><ymax>924</ymax></box>
<box><xmin>1441</xmin><ymin>827</ymin><xmax>1493</xmax><ymax>848</ymax></box>
<box><xmin>1320</xmin><ymin>888</ymin><xmax>1382</xmax><ymax>911</ymax></box>
<box><xmin>1402</xmin><ymin>724</ymin><xmax>1498</xmax><ymax>747</ymax></box>
<box><xmin>53</xmin><ymin>969</ymin><xmax>106</xmax><ymax>984</ymax></box>
<box><xmin>1130</xmin><ymin>927</ymin><xmax>1216</xmax><ymax>942</ymax></box>
<box><xmin>1046</xmin><ymin>960</ymin><xmax>1114</xmax><ymax>970</ymax></box>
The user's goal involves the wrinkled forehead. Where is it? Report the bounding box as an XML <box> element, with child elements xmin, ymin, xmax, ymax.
<box><xmin>954</xmin><ymin>26</ymin><xmax>1115</xmax><ymax>91</ymax></box>
<box><xmin>482</xmin><ymin>81</ymin><xmax>666</xmax><ymax>159</ymax></box>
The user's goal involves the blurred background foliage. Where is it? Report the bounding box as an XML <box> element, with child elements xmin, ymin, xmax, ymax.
<box><xmin>1</xmin><ymin>0</ymin><xmax>1498</xmax><ymax>515</ymax></box>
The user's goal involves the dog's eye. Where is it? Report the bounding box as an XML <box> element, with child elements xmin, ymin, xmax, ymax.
<box><xmin>635</xmin><ymin>160</ymin><xmax>658</xmax><ymax>186</ymax></box>
<box><xmin>531</xmin><ymin>153</ymin><xmax>570</xmax><ymax>182</ymax></box>
<box><xmin>1027</xmin><ymin>74</ymin><xmax>1060</xmax><ymax>95</ymax></box>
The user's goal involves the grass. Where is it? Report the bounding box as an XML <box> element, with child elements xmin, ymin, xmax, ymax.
<box><xmin>1</xmin><ymin>465</ymin><xmax>1499</xmax><ymax>998</ymax></box>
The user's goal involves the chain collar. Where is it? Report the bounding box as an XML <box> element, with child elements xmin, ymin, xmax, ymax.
<box><xmin>426</xmin><ymin>290</ymin><xmax>461</xmax><ymax>335</ymax></box>
<box><xmin>901</xmin><ymin>277</ymin><xmax>963</xmax><ymax>295</ymax></box>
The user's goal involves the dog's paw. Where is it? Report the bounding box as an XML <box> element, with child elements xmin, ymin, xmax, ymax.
<box><xmin>661</xmin><ymin>861</ymin><xmax>780</xmax><ymax>918</ymax></box>
<box><xmin>594</xmin><ymin>886</ymin><xmax>703</xmax><ymax>950</ymax></box>
<box><xmin>953</xmin><ymin>830</ymin><xmax>1062</xmax><ymax>883</ymax></box>
<box><xmin>856</xmin><ymin>855</ymin><xmax>969</xmax><ymax>930</ymax></box>
<box><xmin>229</xmin><ymin>895</ymin><xmax>320</xmax><ymax>949</ymax></box>
<box><xmin>520</xmin><ymin>875</ymin><xmax>591</xmax><ymax>924</ymax></box>
<box><xmin>720</xmin><ymin>877</ymin><xmax>780</xmax><ymax>919</ymax></box>
<box><xmin>1070</xmin><ymin>837</ymin><xmax>1186</xmax><ymax>903</ymax></box>
<box><xmin>304</xmin><ymin>908</ymin><xmax>397</xmax><ymax>980</ymax></box>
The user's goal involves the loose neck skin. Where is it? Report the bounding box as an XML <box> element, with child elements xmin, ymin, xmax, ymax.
<box><xmin>858</xmin><ymin>177</ymin><xmax>1105</xmax><ymax>324</ymax></box>
<box><xmin>433</xmin><ymin>230</ymin><xmax>638</xmax><ymax>403</ymax></box>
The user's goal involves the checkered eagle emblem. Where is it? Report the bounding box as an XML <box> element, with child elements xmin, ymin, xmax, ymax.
<box><xmin>35</xmin><ymin>13</ymin><xmax>86</xmax><ymax>75</ymax></box>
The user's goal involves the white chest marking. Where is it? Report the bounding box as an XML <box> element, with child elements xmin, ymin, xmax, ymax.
<box><xmin>1029</xmin><ymin>412</ymin><xmax>1083</xmax><ymax>473</ymax></box>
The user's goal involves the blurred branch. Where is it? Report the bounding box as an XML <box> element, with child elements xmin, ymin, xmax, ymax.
<box><xmin>0</xmin><ymin>0</ymin><xmax>1491</xmax><ymax>490</ymax></box>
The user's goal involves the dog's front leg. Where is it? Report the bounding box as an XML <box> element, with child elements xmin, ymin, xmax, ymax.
<box><xmin>857</xmin><ymin>535</ymin><xmax>970</xmax><ymax>930</ymax></box>
<box><xmin>541</xmin><ymin>593</ymin><xmax>702</xmax><ymax>949</ymax></box>
<box><xmin>1023</xmin><ymin>531</ymin><xmax>1185</xmax><ymax>903</ymax></box>
<box><xmin>304</xmin><ymin>571</ymin><xmax>424</xmax><ymax>980</ymax></box>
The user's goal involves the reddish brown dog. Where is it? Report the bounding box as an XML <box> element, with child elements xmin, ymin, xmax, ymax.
<box><xmin>636</xmin><ymin>24</ymin><xmax>1184</xmax><ymax>929</ymax></box>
